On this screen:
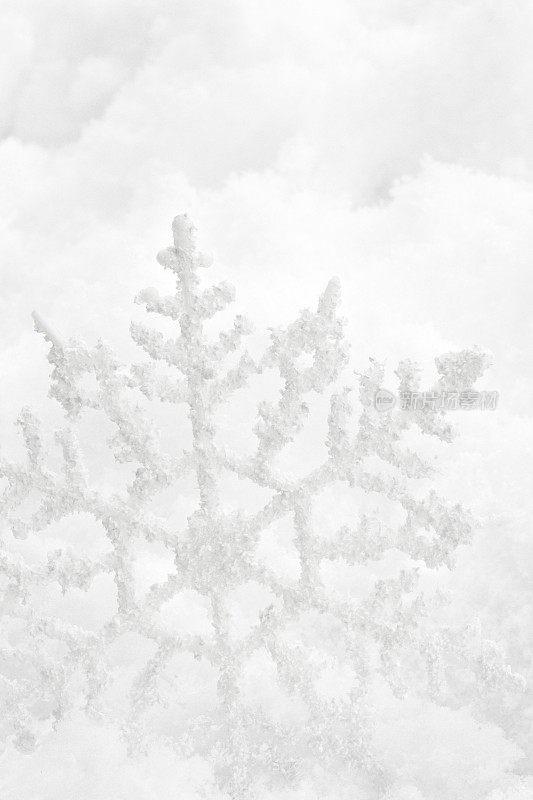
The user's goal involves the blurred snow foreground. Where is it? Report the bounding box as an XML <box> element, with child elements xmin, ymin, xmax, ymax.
<box><xmin>0</xmin><ymin>216</ymin><xmax>528</xmax><ymax>799</ymax></box>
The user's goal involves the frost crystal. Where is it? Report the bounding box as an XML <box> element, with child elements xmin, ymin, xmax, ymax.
<box><xmin>0</xmin><ymin>216</ymin><xmax>523</xmax><ymax>798</ymax></box>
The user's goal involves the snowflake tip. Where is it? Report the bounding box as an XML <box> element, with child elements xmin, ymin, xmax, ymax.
<box><xmin>32</xmin><ymin>310</ymin><xmax>63</xmax><ymax>351</ymax></box>
<box><xmin>172</xmin><ymin>214</ymin><xmax>197</xmax><ymax>252</ymax></box>
<box><xmin>318</xmin><ymin>276</ymin><xmax>341</xmax><ymax>314</ymax></box>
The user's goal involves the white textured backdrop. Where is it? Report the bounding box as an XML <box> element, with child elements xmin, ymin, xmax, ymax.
<box><xmin>0</xmin><ymin>2</ymin><xmax>532</xmax><ymax>798</ymax></box>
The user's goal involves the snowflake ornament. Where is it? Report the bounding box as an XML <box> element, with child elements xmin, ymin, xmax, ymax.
<box><xmin>0</xmin><ymin>216</ymin><xmax>523</xmax><ymax>799</ymax></box>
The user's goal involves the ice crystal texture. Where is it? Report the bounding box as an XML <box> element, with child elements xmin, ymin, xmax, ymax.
<box><xmin>0</xmin><ymin>217</ymin><xmax>525</xmax><ymax>799</ymax></box>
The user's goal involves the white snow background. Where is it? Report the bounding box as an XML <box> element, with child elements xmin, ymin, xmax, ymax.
<box><xmin>0</xmin><ymin>1</ymin><xmax>532</xmax><ymax>798</ymax></box>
